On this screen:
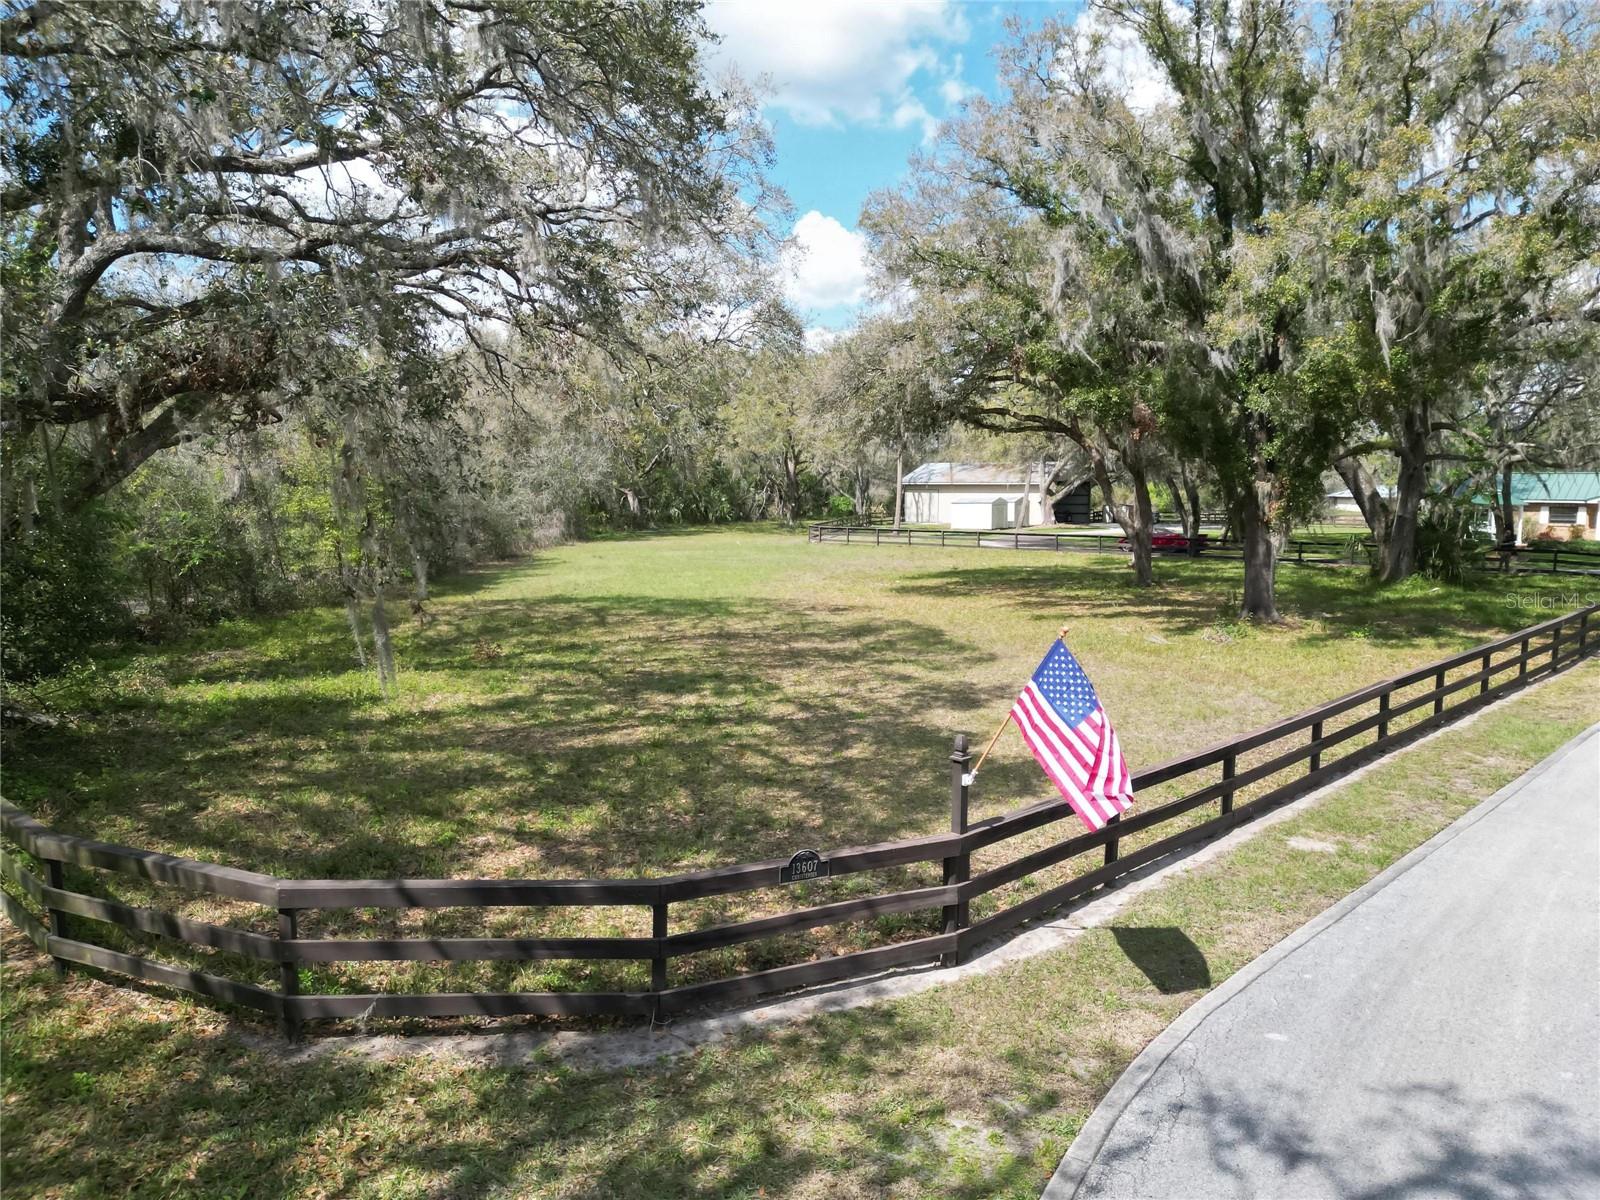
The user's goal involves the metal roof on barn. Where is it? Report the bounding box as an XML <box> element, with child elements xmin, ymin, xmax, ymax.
<box><xmin>901</xmin><ymin>462</ymin><xmax>1046</xmax><ymax>487</ymax></box>
<box><xmin>1503</xmin><ymin>471</ymin><xmax>1600</xmax><ymax>504</ymax></box>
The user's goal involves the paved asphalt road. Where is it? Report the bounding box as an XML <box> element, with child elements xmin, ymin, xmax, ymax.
<box><xmin>1045</xmin><ymin>723</ymin><xmax>1600</xmax><ymax>1200</ymax></box>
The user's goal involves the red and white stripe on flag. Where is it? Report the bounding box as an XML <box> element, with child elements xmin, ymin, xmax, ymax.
<box><xmin>1010</xmin><ymin>679</ymin><xmax>1133</xmax><ymax>832</ymax></box>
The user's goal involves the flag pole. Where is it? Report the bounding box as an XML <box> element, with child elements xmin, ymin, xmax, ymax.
<box><xmin>971</xmin><ymin>625</ymin><xmax>1070</xmax><ymax>779</ymax></box>
<box><xmin>970</xmin><ymin>711</ymin><xmax>1010</xmax><ymax>777</ymax></box>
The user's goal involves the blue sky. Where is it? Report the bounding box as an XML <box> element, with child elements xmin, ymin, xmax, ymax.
<box><xmin>702</xmin><ymin>1</ymin><xmax>1088</xmax><ymax>337</ymax></box>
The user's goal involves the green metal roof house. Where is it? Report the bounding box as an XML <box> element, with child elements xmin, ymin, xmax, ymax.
<box><xmin>1482</xmin><ymin>471</ymin><xmax>1600</xmax><ymax>542</ymax></box>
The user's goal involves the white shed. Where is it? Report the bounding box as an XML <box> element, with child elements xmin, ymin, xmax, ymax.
<box><xmin>901</xmin><ymin>462</ymin><xmax>1051</xmax><ymax>526</ymax></box>
<box><xmin>1325</xmin><ymin>484</ymin><xmax>1395</xmax><ymax>518</ymax></box>
<box><xmin>949</xmin><ymin>497</ymin><xmax>1009</xmax><ymax>530</ymax></box>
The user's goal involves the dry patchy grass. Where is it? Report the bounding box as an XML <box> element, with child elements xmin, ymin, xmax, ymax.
<box><xmin>3</xmin><ymin>526</ymin><xmax>1594</xmax><ymax>999</ymax></box>
<box><xmin>3</xmin><ymin>660</ymin><xmax>1595</xmax><ymax>1198</ymax></box>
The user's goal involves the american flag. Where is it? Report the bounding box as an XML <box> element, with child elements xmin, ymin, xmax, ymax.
<box><xmin>1010</xmin><ymin>639</ymin><xmax>1133</xmax><ymax>831</ymax></box>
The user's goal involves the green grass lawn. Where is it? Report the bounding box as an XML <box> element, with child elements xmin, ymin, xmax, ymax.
<box><xmin>5</xmin><ymin>647</ymin><xmax>1595</xmax><ymax>1199</ymax></box>
<box><xmin>3</xmin><ymin>525</ymin><xmax>1595</xmax><ymax>1001</ymax></box>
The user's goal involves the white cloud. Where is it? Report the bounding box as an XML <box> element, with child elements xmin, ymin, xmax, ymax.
<box><xmin>781</xmin><ymin>210</ymin><xmax>870</xmax><ymax>311</ymax></box>
<box><xmin>939</xmin><ymin>77</ymin><xmax>977</xmax><ymax>107</ymax></box>
<box><xmin>891</xmin><ymin>97</ymin><xmax>942</xmax><ymax>144</ymax></box>
<box><xmin>1070</xmin><ymin>8</ymin><xmax>1175</xmax><ymax>115</ymax></box>
<box><xmin>703</xmin><ymin>0</ymin><xmax>967</xmax><ymax>128</ymax></box>
<box><xmin>803</xmin><ymin>326</ymin><xmax>843</xmax><ymax>352</ymax></box>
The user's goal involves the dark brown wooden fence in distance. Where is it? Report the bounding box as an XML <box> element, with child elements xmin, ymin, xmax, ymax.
<box><xmin>807</xmin><ymin>522</ymin><xmax>1600</xmax><ymax>576</ymax></box>
<box><xmin>3</xmin><ymin>605</ymin><xmax>1595</xmax><ymax>1038</ymax></box>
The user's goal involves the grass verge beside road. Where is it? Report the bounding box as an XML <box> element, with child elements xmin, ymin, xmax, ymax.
<box><xmin>3</xmin><ymin>657</ymin><xmax>1596</xmax><ymax>1199</ymax></box>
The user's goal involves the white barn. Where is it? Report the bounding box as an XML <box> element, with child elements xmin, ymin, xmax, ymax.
<box><xmin>1325</xmin><ymin>484</ymin><xmax>1395</xmax><ymax>518</ymax></box>
<box><xmin>901</xmin><ymin>462</ymin><xmax>1053</xmax><ymax>527</ymax></box>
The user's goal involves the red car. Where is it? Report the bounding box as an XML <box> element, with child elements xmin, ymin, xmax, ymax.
<box><xmin>1117</xmin><ymin>526</ymin><xmax>1211</xmax><ymax>553</ymax></box>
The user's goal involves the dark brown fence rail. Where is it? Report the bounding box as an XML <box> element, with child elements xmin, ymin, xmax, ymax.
<box><xmin>807</xmin><ymin>523</ymin><xmax>1600</xmax><ymax>575</ymax></box>
<box><xmin>3</xmin><ymin>605</ymin><xmax>1595</xmax><ymax>1038</ymax></box>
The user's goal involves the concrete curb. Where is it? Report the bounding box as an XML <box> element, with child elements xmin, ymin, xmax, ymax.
<box><xmin>1039</xmin><ymin>720</ymin><xmax>1600</xmax><ymax>1200</ymax></box>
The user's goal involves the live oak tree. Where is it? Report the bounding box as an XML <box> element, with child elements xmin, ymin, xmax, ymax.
<box><xmin>1307</xmin><ymin>2</ymin><xmax>1600</xmax><ymax>580</ymax></box>
<box><xmin>938</xmin><ymin>0</ymin><xmax>1598</xmax><ymax>612</ymax></box>
<box><xmin>1</xmin><ymin>0</ymin><xmax>767</xmax><ymax>513</ymax></box>
<box><xmin>864</xmin><ymin>163</ymin><xmax>1174</xmax><ymax>582</ymax></box>
<box><xmin>869</xmin><ymin>3</ymin><xmax>1347</xmax><ymax>610</ymax></box>
<box><xmin>1006</xmin><ymin>0</ymin><xmax>1371</xmax><ymax>620</ymax></box>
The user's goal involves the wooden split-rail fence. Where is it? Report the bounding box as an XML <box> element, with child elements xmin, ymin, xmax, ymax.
<box><xmin>807</xmin><ymin>522</ymin><xmax>1600</xmax><ymax>576</ymax></box>
<box><xmin>2</xmin><ymin>605</ymin><xmax>1595</xmax><ymax>1039</ymax></box>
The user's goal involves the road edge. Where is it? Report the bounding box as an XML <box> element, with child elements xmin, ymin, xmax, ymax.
<box><xmin>1040</xmin><ymin>719</ymin><xmax>1600</xmax><ymax>1200</ymax></box>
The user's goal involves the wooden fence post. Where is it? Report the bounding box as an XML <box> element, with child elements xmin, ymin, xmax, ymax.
<box><xmin>1480</xmin><ymin>650</ymin><xmax>1491</xmax><ymax>694</ymax></box>
<box><xmin>43</xmin><ymin>860</ymin><xmax>69</xmax><ymax>979</ymax></box>
<box><xmin>941</xmin><ymin>734</ymin><xmax>971</xmax><ymax>967</ymax></box>
<box><xmin>1579</xmin><ymin>611</ymin><xmax>1590</xmax><ymax>658</ymax></box>
<box><xmin>277</xmin><ymin>909</ymin><xmax>301</xmax><ymax>1041</ymax></box>
<box><xmin>1309</xmin><ymin>721</ymin><xmax>1323</xmax><ymax>774</ymax></box>
<box><xmin>1520</xmin><ymin>635</ymin><xmax>1530</xmax><ymax>677</ymax></box>
<box><xmin>651</xmin><ymin>896</ymin><xmax>669</xmax><ymax>1020</ymax></box>
<box><xmin>1434</xmin><ymin>668</ymin><xmax>1446</xmax><ymax>715</ymax></box>
<box><xmin>1377</xmin><ymin>691</ymin><xmax>1390</xmax><ymax>741</ymax></box>
<box><xmin>1220</xmin><ymin>752</ymin><xmax>1237</xmax><ymax>816</ymax></box>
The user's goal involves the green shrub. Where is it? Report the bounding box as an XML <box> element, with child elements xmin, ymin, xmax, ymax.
<box><xmin>116</xmin><ymin>461</ymin><xmax>283</xmax><ymax>626</ymax></box>
<box><xmin>1</xmin><ymin>506</ymin><xmax>129</xmax><ymax>682</ymax></box>
<box><xmin>1414</xmin><ymin>502</ymin><xmax>1490</xmax><ymax>584</ymax></box>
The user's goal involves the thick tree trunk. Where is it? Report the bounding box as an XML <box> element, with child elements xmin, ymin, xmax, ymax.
<box><xmin>1239</xmin><ymin>480</ymin><xmax>1281</xmax><ymax>622</ymax></box>
<box><xmin>1015</xmin><ymin>462</ymin><xmax>1032</xmax><ymax>529</ymax></box>
<box><xmin>1221</xmin><ymin>494</ymin><xmax>1243</xmax><ymax>543</ymax></box>
<box><xmin>1086</xmin><ymin>435</ymin><xmax>1153</xmax><ymax>586</ymax></box>
<box><xmin>1039</xmin><ymin>450</ymin><xmax>1080</xmax><ymax>521</ymax></box>
<box><xmin>1377</xmin><ymin>414</ymin><xmax>1430</xmax><ymax>583</ymax></box>
<box><xmin>781</xmin><ymin>446</ymin><xmax>802</xmax><ymax>524</ymax></box>
<box><xmin>1165</xmin><ymin>474</ymin><xmax>1193</xmax><ymax>539</ymax></box>
<box><xmin>1181</xmin><ymin>463</ymin><xmax>1203</xmax><ymax>557</ymax></box>
<box><xmin>1126</xmin><ymin>453</ymin><xmax>1155</xmax><ymax>584</ymax></box>
<box><xmin>1498</xmin><ymin>462</ymin><xmax>1516</xmax><ymax>546</ymax></box>
<box><xmin>1333</xmin><ymin>453</ymin><xmax>1392</xmax><ymax>570</ymax></box>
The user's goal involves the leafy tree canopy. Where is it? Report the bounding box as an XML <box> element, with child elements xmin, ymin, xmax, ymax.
<box><xmin>1</xmin><ymin>0</ymin><xmax>771</xmax><ymax>507</ymax></box>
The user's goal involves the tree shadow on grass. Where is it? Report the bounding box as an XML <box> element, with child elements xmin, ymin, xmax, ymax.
<box><xmin>1</xmin><ymin>942</ymin><xmax>1082</xmax><ymax>1200</ymax></box>
<box><xmin>4</xmin><ymin>594</ymin><xmax>996</xmax><ymax>889</ymax></box>
<box><xmin>890</xmin><ymin>561</ymin><xmax>1230</xmax><ymax>632</ymax></box>
<box><xmin>890</xmin><ymin>559</ymin><xmax>1572</xmax><ymax>646</ymax></box>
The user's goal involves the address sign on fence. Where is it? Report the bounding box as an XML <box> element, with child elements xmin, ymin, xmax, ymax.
<box><xmin>780</xmin><ymin>849</ymin><xmax>829</xmax><ymax>884</ymax></box>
